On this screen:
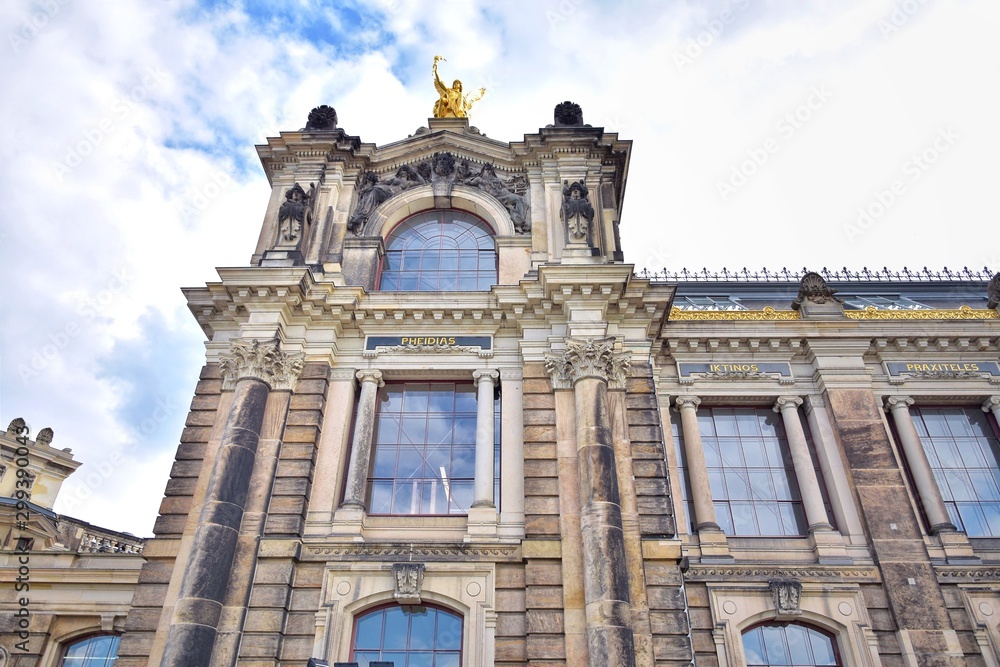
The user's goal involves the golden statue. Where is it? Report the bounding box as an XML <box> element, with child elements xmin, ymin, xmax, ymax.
<box><xmin>432</xmin><ymin>55</ymin><xmax>485</xmax><ymax>119</ymax></box>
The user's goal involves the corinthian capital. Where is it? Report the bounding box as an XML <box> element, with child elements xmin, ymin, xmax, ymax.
<box><xmin>544</xmin><ymin>337</ymin><xmax>631</xmax><ymax>387</ymax></box>
<box><xmin>220</xmin><ymin>338</ymin><xmax>305</xmax><ymax>391</ymax></box>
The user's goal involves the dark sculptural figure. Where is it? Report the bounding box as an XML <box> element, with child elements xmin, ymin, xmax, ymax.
<box><xmin>304</xmin><ymin>105</ymin><xmax>338</xmax><ymax>131</ymax></box>
<box><xmin>988</xmin><ymin>272</ymin><xmax>1000</xmax><ymax>309</ymax></box>
<box><xmin>348</xmin><ymin>166</ymin><xmax>427</xmax><ymax>234</ymax></box>
<box><xmin>277</xmin><ymin>183</ymin><xmax>314</xmax><ymax>242</ymax></box>
<box><xmin>554</xmin><ymin>101</ymin><xmax>584</xmax><ymax>127</ymax></box>
<box><xmin>560</xmin><ymin>180</ymin><xmax>594</xmax><ymax>243</ymax></box>
<box><xmin>462</xmin><ymin>163</ymin><xmax>530</xmax><ymax>233</ymax></box>
<box><xmin>792</xmin><ymin>271</ymin><xmax>842</xmax><ymax>309</ymax></box>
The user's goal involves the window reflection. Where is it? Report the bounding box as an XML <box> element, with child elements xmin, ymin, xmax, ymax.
<box><xmin>743</xmin><ymin>623</ymin><xmax>840</xmax><ymax>666</ymax></box>
<box><xmin>353</xmin><ymin>605</ymin><xmax>463</xmax><ymax>666</ymax></box>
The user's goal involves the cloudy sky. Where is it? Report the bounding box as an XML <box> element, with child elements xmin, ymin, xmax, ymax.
<box><xmin>1</xmin><ymin>0</ymin><xmax>997</xmax><ymax>536</ymax></box>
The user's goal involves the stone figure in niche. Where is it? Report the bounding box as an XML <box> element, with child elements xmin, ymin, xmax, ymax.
<box><xmin>304</xmin><ymin>105</ymin><xmax>338</xmax><ymax>131</ymax></box>
<box><xmin>791</xmin><ymin>271</ymin><xmax>842</xmax><ymax>310</ymax></box>
<box><xmin>277</xmin><ymin>183</ymin><xmax>315</xmax><ymax>243</ymax></box>
<box><xmin>554</xmin><ymin>101</ymin><xmax>584</xmax><ymax>127</ymax></box>
<box><xmin>347</xmin><ymin>165</ymin><xmax>427</xmax><ymax>234</ymax></box>
<box><xmin>462</xmin><ymin>162</ymin><xmax>531</xmax><ymax>233</ymax></box>
<box><xmin>988</xmin><ymin>272</ymin><xmax>1000</xmax><ymax>309</ymax></box>
<box><xmin>432</xmin><ymin>55</ymin><xmax>485</xmax><ymax>119</ymax></box>
<box><xmin>561</xmin><ymin>180</ymin><xmax>594</xmax><ymax>243</ymax></box>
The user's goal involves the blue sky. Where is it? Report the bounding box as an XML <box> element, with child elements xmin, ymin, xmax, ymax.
<box><xmin>1</xmin><ymin>0</ymin><xmax>998</xmax><ymax>535</ymax></box>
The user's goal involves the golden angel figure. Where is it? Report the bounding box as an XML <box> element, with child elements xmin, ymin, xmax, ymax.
<box><xmin>432</xmin><ymin>55</ymin><xmax>485</xmax><ymax>119</ymax></box>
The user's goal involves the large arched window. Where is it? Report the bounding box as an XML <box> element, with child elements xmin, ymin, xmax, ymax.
<box><xmin>352</xmin><ymin>604</ymin><xmax>463</xmax><ymax>666</ymax></box>
<box><xmin>379</xmin><ymin>210</ymin><xmax>496</xmax><ymax>291</ymax></box>
<box><xmin>60</xmin><ymin>635</ymin><xmax>120</xmax><ymax>666</ymax></box>
<box><xmin>742</xmin><ymin>622</ymin><xmax>841</xmax><ymax>666</ymax></box>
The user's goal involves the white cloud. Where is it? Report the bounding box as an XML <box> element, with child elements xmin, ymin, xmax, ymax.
<box><xmin>1</xmin><ymin>0</ymin><xmax>998</xmax><ymax>534</ymax></box>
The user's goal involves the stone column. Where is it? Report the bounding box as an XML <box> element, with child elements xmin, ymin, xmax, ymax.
<box><xmin>546</xmin><ymin>337</ymin><xmax>635</xmax><ymax>667</ymax></box>
<box><xmin>340</xmin><ymin>369</ymin><xmax>384</xmax><ymax>510</ymax></box>
<box><xmin>885</xmin><ymin>396</ymin><xmax>956</xmax><ymax>534</ymax></box>
<box><xmin>472</xmin><ymin>369</ymin><xmax>499</xmax><ymax>508</ymax></box>
<box><xmin>773</xmin><ymin>397</ymin><xmax>833</xmax><ymax>533</ymax></box>
<box><xmin>984</xmin><ymin>396</ymin><xmax>1000</xmax><ymax>425</ymax></box>
<box><xmin>161</xmin><ymin>339</ymin><xmax>302</xmax><ymax>667</ymax></box>
<box><xmin>673</xmin><ymin>397</ymin><xmax>719</xmax><ymax>532</ymax></box>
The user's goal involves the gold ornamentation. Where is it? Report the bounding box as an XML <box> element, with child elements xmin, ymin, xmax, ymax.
<box><xmin>432</xmin><ymin>55</ymin><xmax>485</xmax><ymax>119</ymax></box>
<box><xmin>845</xmin><ymin>305</ymin><xmax>998</xmax><ymax>320</ymax></box>
<box><xmin>669</xmin><ymin>307</ymin><xmax>800</xmax><ymax>321</ymax></box>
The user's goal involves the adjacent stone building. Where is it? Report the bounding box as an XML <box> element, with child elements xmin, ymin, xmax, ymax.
<box><xmin>4</xmin><ymin>103</ymin><xmax>1000</xmax><ymax>666</ymax></box>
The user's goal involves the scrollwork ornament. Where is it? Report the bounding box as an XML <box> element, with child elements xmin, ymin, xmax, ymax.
<box><xmin>220</xmin><ymin>338</ymin><xmax>304</xmax><ymax>391</ymax></box>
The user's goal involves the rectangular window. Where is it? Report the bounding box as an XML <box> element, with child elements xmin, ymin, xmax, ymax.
<box><xmin>674</xmin><ymin>296</ymin><xmax>746</xmax><ymax>311</ymax></box>
<box><xmin>674</xmin><ymin>407</ymin><xmax>832</xmax><ymax>536</ymax></box>
<box><xmin>366</xmin><ymin>382</ymin><xmax>499</xmax><ymax>516</ymax></box>
<box><xmin>842</xmin><ymin>295</ymin><xmax>929</xmax><ymax>310</ymax></box>
<box><xmin>911</xmin><ymin>407</ymin><xmax>1000</xmax><ymax>536</ymax></box>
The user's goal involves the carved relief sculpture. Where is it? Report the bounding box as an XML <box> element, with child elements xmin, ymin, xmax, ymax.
<box><xmin>988</xmin><ymin>272</ymin><xmax>1000</xmax><ymax>309</ymax></box>
<box><xmin>461</xmin><ymin>162</ymin><xmax>530</xmax><ymax>233</ymax></box>
<box><xmin>561</xmin><ymin>180</ymin><xmax>595</xmax><ymax>244</ymax></box>
<box><xmin>432</xmin><ymin>55</ymin><xmax>485</xmax><ymax>119</ymax></box>
<box><xmin>545</xmin><ymin>337</ymin><xmax>631</xmax><ymax>387</ymax></box>
<box><xmin>769</xmin><ymin>579</ymin><xmax>803</xmax><ymax>615</ymax></box>
<box><xmin>35</xmin><ymin>427</ymin><xmax>53</xmax><ymax>447</ymax></box>
<box><xmin>348</xmin><ymin>165</ymin><xmax>427</xmax><ymax>234</ymax></box>
<box><xmin>392</xmin><ymin>562</ymin><xmax>426</xmax><ymax>604</ymax></box>
<box><xmin>277</xmin><ymin>183</ymin><xmax>315</xmax><ymax>244</ymax></box>
<box><xmin>791</xmin><ymin>271</ymin><xmax>842</xmax><ymax>309</ymax></box>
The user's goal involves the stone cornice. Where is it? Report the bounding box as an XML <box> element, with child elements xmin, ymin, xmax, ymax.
<box><xmin>219</xmin><ymin>338</ymin><xmax>304</xmax><ymax>391</ymax></box>
<box><xmin>684</xmin><ymin>564</ymin><xmax>879</xmax><ymax>583</ymax></box>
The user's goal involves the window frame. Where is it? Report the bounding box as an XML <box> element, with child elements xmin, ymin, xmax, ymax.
<box><xmin>58</xmin><ymin>633</ymin><xmax>121</xmax><ymax>667</ymax></box>
<box><xmin>741</xmin><ymin>620</ymin><xmax>844</xmax><ymax>667</ymax></box>
<box><xmin>377</xmin><ymin>209</ymin><xmax>498</xmax><ymax>292</ymax></box>
<box><xmin>349</xmin><ymin>601</ymin><xmax>464</xmax><ymax>666</ymax></box>
<box><xmin>364</xmin><ymin>381</ymin><xmax>501</xmax><ymax>517</ymax></box>
<box><xmin>901</xmin><ymin>405</ymin><xmax>1000</xmax><ymax>537</ymax></box>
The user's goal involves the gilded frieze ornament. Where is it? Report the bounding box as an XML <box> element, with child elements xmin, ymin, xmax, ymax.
<box><xmin>845</xmin><ymin>305</ymin><xmax>999</xmax><ymax>320</ymax></box>
<box><xmin>220</xmin><ymin>338</ymin><xmax>305</xmax><ymax>391</ymax></box>
<box><xmin>669</xmin><ymin>307</ymin><xmax>801</xmax><ymax>321</ymax></box>
<box><xmin>432</xmin><ymin>55</ymin><xmax>485</xmax><ymax>119</ymax></box>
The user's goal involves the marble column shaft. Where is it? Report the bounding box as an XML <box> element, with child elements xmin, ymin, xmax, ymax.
<box><xmin>341</xmin><ymin>369</ymin><xmax>384</xmax><ymax>509</ymax></box>
<box><xmin>674</xmin><ymin>397</ymin><xmax>719</xmax><ymax>532</ymax></box>
<box><xmin>161</xmin><ymin>376</ymin><xmax>270</xmax><ymax>667</ymax></box>
<box><xmin>774</xmin><ymin>397</ymin><xmax>833</xmax><ymax>532</ymax></box>
<box><xmin>472</xmin><ymin>369</ymin><xmax>499</xmax><ymax>508</ymax></box>
<box><xmin>548</xmin><ymin>337</ymin><xmax>635</xmax><ymax>667</ymax></box>
<box><xmin>886</xmin><ymin>396</ymin><xmax>955</xmax><ymax>533</ymax></box>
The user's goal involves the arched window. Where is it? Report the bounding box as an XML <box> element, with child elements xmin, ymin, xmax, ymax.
<box><xmin>379</xmin><ymin>210</ymin><xmax>496</xmax><ymax>291</ymax></box>
<box><xmin>60</xmin><ymin>635</ymin><xmax>120</xmax><ymax>666</ymax></box>
<box><xmin>352</xmin><ymin>604</ymin><xmax>463</xmax><ymax>666</ymax></box>
<box><xmin>742</xmin><ymin>622</ymin><xmax>841</xmax><ymax>666</ymax></box>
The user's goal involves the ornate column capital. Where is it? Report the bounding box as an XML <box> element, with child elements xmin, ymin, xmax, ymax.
<box><xmin>884</xmin><ymin>396</ymin><xmax>915</xmax><ymax>412</ymax></box>
<box><xmin>220</xmin><ymin>338</ymin><xmax>304</xmax><ymax>391</ymax></box>
<box><xmin>773</xmin><ymin>396</ymin><xmax>804</xmax><ymax>413</ymax></box>
<box><xmin>544</xmin><ymin>337</ymin><xmax>631</xmax><ymax>389</ymax></box>
<box><xmin>674</xmin><ymin>396</ymin><xmax>702</xmax><ymax>412</ymax></box>
<box><xmin>473</xmin><ymin>369</ymin><xmax>500</xmax><ymax>387</ymax></box>
<box><xmin>355</xmin><ymin>369</ymin><xmax>385</xmax><ymax>387</ymax></box>
<box><xmin>983</xmin><ymin>396</ymin><xmax>1000</xmax><ymax>413</ymax></box>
